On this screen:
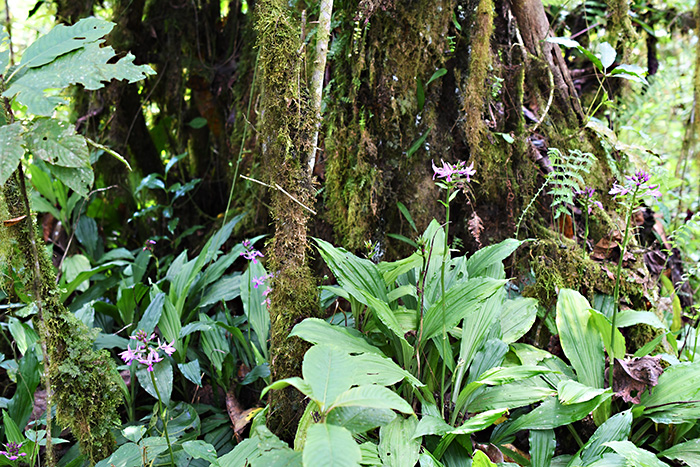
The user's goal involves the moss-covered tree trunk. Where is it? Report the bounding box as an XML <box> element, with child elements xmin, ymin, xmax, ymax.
<box><xmin>255</xmin><ymin>0</ymin><xmax>319</xmax><ymax>441</ymax></box>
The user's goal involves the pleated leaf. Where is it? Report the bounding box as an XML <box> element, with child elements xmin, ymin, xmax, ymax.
<box><xmin>501</xmin><ymin>297</ymin><xmax>539</xmax><ymax>344</ymax></box>
<box><xmin>641</xmin><ymin>362</ymin><xmax>700</xmax><ymax>423</ymax></box>
<box><xmin>659</xmin><ymin>439</ymin><xmax>700</xmax><ymax>467</ymax></box>
<box><xmin>572</xmin><ymin>410</ymin><xmax>632</xmax><ymax>466</ymax></box>
<box><xmin>423</xmin><ymin>277</ymin><xmax>506</xmax><ymax>340</ymax></box>
<box><xmin>495</xmin><ymin>391</ymin><xmax>611</xmax><ymax>441</ymax></box>
<box><xmin>530</xmin><ymin>429</ymin><xmax>556</xmax><ymax>467</ymax></box>
<box><xmin>466</xmin><ymin>238</ymin><xmax>522</xmax><ymax>278</ymax></box>
<box><xmin>315</xmin><ymin>238</ymin><xmax>388</xmax><ymax>302</ymax></box>
<box><xmin>556</xmin><ymin>289</ymin><xmax>604</xmax><ymax>389</ymax></box>
<box><xmin>604</xmin><ymin>441</ymin><xmax>668</xmax><ymax>467</ymax></box>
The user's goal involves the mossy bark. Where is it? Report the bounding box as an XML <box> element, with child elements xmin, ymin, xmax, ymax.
<box><xmin>255</xmin><ymin>0</ymin><xmax>319</xmax><ymax>441</ymax></box>
<box><xmin>1</xmin><ymin>169</ymin><xmax>121</xmax><ymax>464</ymax></box>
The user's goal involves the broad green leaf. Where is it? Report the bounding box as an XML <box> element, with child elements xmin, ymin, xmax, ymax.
<box><xmin>556</xmin><ymin>289</ymin><xmax>604</xmax><ymax>389</ymax></box>
<box><xmin>588</xmin><ymin>309</ymin><xmax>626</xmax><ymax>359</ymax></box>
<box><xmin>330</xmin><ymin>385</ymin><xmax>414</xmax><ymax>415</ymax></box>
<box><xmin>326</xmin><ymin>406</ymin><xmax>397</xmax><ymax>434</ymax></box>
<box><xmin>468</xmin><ymin>382</ymin><xmax>556</xmax><ymax>412</ymax></box>
<box><xmin>261</xmin><ymin>377</ymin><xmax>313</xmax><ymax>399</ymax></box>
<box><xmin>291</xmin><ymin>318</ymin><xmax>386</xmax><ymax>356</ymax></box>
<box><xmin>456</xmin><ymin>289</ymin><xmax>506</xmax><ymax>394</ymax></box>
<box><xmin>8</xmin><ymin>346</ymin><xmax>40</xmax><ymax>431</ymax></box>
<box><xmin>545</xmin><ymin>36</ymin><xmax>581</xmax><ymax>49</ymax></box>
<box><xmin>379</xmin><ymin>417</ymin><xmax>420</xmax><ymax>467</ymax></box>
<box><xmin>456</xmin><ymin>365</ymin><xmax>557</xmax><ymax>414</ymax></box>
<box><xmin>359</xmin><ymin>290</ymin><xmax>410</xmax><ymax>343</ymax></box>
<box><xmin>303</xmin><ymin>424</ymin><xmax>361</xmax><ymax>467</ymax></box>
<box><xmin>94</xmin><ymin>443</ymin><xmax>141</xmax><ymax>467</ymax></box>
<box><xmin>135</xmin><ymin>360</ymin><xmax>173</xmax><ymax>406</ymax></box>
<box><xmin>183</xmin><ymin>440</ymin><xmax>218</xmax><ymax>464</ymax></box>
<box><xmin>558</xmin><ymin>380</ymin><xmax>607</xmax><ymax>405</ymax></box>
<box><xmin>598</xmin><ymin>42</ymin><xmax>616</xmax><ymax>70</ymax></box>
<box><xmin>0</xmin><ymin>122</ymin><xmax>25</xmax><ymax>186</ymax></box>
<box><xmin>616</xmin><ymin>310</ymin><xmax>667</xmax><ymax>330</ymax></box>
<box><xmin>659</xmin><ymin>438</ymin><xmax>700</xmax><ymax>467</ymax></box>
<box><xmin>315</xmin><ymin>238</ymin><xmax>388</xmax><ymax>302</ymax></box>
<box><xmin>530</xmin><ymin>429</ymin><xmax>556</xmax><ymax>467</ymax></box>
<box><xmin>352</xmin><ymin>352</ymin><xmax>423</xmax><ymax>387</ymax></box>
<box><xmin>0</xmin><ymin>32</ymin><xmax>9</xmax><ymax>72</ymax></box>
<box><xmin>466</xmin><ymin>238</ymin><xmax>522</xmax><ymax>278</ymax></box>
<box><xmin>360</xmin><ymin>442</ymin><xmax>382</xmax><ymax>466</ymax></box>
<box><xmin>122</xmin><ymin>425</ymin><xmax>146</xmax><ymax>443</ymax></box>
<box><xmin>426</xmin><ymin>68</ymin><xmax>448</xmax><ymax>86</ymax></box>
<box><xmin>604</xmin><ymin>441</ymin><xmax>668</xmax><ymax>467</ymax></box>
<box><xmin>62</xmin><ymin>254</ymin><xmax>91</xmax><ymax>292</ymax></box>
<box><xmin>157</xmin><ymin>296</ymin><xmax>181</xmax><ymax>355</ymax></box>
<box><xmin>18</xmin><ymin>17</ymin><xmax>114</xmax><ymax>69</ymax></box>
<box><xmin>610</xmin><ymin>64</ymin><xmax>648</xmax><ymax>84</ymax></box>
<box><xmin>218</xmin><ymin>425</ymin><xmax>298</xmax><ymax>467</ymax></box>
<box><xmin>136</xmin><ymin>292</ymin><xmax>165</xmax><ymax>336</ymax></box>
<box><xmin>473</xmin><ymin>450</ymin><xmax>497</xmax><ymax>467</ymax></box>
<box><xmin>199</xmin><ymin>274</ymin><xmax>241</xmax><ymax>308</ymax></box>
<box><xmin>572</xmin><ymin>410</ymin><xmax>632</xmax><ymax>466</ymax></box>
<box><xmin>413</xmin><ymin>415</ymin><xmax>454</xmax><ymax>437</ymax></box>
<box><xmin>26</xmin><ymin>119</ymin><xmax>89</xmax><ymax>168</ymax></box>
<box><xmin>495</xmin><ymin>391</ymin><xmax>612</xmax><ymax>441</ymax></box>
<box><xmin>641</xmin><ymin>362</ymin><xmax>700</xmax><ymax>423</ymax></box>
<box><xmin>6</xmin><ymin>41</ymin><xmax>155</xmax><ymax>116</ymax></box>
<box><xmin>303</xmin><ymin>345</ymin><xmax>355</xmax><ymax>409</ymax></box>
<box><xmin>423</xmin><ymin>277</ymin><xmax>506</xmax><ymax>340</ymax></box>
<box><xmin>8</xmin><ymin>317</ymin><xmax>40</xmax><ymax>355</ymax></box>
<box><xmin>178</xmin><ymin>360</ymin><xmax>202</xmax><ymax>386</ymax></box>
<box><xmin>49</xmin><ymin>165</ymin><xmax>93</xmax><ymax>198</ymax></box>
<box><xmin>450</xmin><ymin>408</ymin><xmax>507</xmax><ymax>435</ymax></box>
<box><xmin>501</xmin><ymin>297</ymin><xmax>538</xmax><ymax>344</ymax></box>
<box><xmin>200</xmin><ymin>315</ymin><xmax>230</xmax><ymax>375</ymax></box>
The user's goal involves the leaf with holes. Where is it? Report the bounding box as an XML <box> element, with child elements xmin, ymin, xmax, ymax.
<box><xmin>26</xmin><ymin>119</ymin><xmax>88</xmax><ymax>168</ymax></box>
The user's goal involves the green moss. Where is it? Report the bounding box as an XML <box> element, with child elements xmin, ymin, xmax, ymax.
<box><xmin>461</xmin><ymin>0</ymin><xmax>494</xmax><ymax>152</ymax></box>
<box><xmin>255</xmin><ymin>0</ymin><xmax>320</xmax><ymax>441</ymax></box>
<box><xmin>1</xmin><ymin>172</ymin><xmax>121</xmax><ymax>464</ymax></box>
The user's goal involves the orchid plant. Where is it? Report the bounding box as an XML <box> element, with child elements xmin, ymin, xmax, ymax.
<box><xmin>431</xmin><ymin>158</ymin><xmax>475</xmax><ymax>415</ymax></box>
<box><xmin>120</xmin><ymin>330</ymin><xmax>177</xmax><ymax>465</ymax></box>
<box><xmin>607</xmin><ymin>170</ymin><xmax>661</xmax><ymax>387</ymax></box>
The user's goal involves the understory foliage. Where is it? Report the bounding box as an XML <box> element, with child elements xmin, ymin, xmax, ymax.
<box><xmin>0</xmin><ymin>0</ymin><xmax>699</xmax><ymax>466</ymax></box>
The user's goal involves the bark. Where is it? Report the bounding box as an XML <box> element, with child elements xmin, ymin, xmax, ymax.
<box><xmin>511</xmin><ymin>0</ymin><xmax>584</xmax><ymax>126</ymax></box>
<box><xmin>255</xmin><ymin>0</ymin><xmax>319</xmax><ymax>441</ymax></box>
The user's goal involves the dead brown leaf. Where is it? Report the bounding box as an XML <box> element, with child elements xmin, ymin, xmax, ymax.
<box><xmin>613</xmin><ymin>356</ymin><xmax>663</xmax><ymax>404</ymax></box>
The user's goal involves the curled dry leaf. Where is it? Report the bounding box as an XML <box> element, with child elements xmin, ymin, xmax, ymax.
<box><xmin>612</xmin><ymin>356</ymin><xmax>663</xmax><ymax>404</ymax></box>
<box><xmin>226</xmin><ymin>386</ymin><xmax>260</xmax><ymax>441</ymax></box>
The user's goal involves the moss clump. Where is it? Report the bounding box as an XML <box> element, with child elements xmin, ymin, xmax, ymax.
<box><xmin>2</xmin><ymin>172</ymin><xmax>121</xmax><ymax>464</ymax></box>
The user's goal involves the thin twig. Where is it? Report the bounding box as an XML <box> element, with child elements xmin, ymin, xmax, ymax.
<box><xmin>240</xmin><ymin>175</ymin><xmax>317</xmax><ymax>215</ymax></box>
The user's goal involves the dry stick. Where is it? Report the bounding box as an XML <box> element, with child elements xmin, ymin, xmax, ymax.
<box><xmin>307</xmin><ymin>0</ymin><xmax>334</xmax><ymax>175</ymax></box>
<box><xmin>240</xmin><ymin>175</ymin><xmax>317</xmax><ymax>215</ymax></box>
